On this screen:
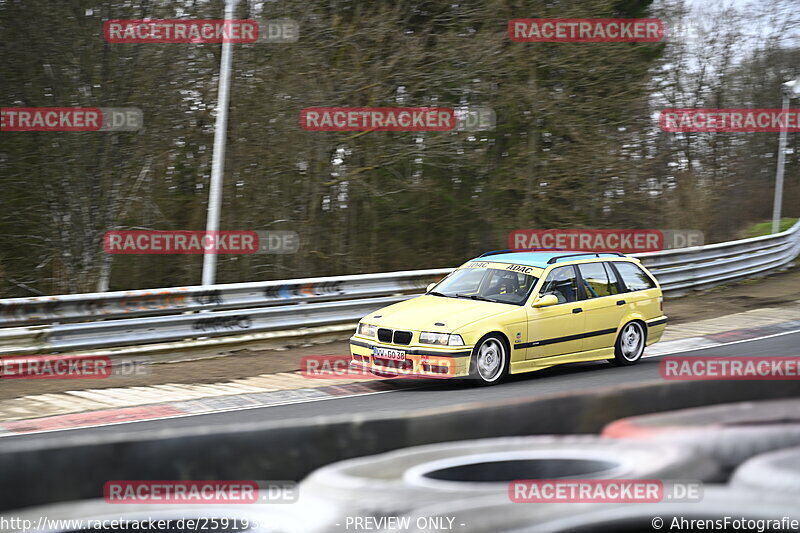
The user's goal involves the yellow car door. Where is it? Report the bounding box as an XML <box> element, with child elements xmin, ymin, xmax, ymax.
<box><xmin>524</xmin><ymin>265</ymin><xmax>585</xmax><ymax>359</ymax></box>
<box><xmin>577</xmin><ymin>261</ymin><xmax>628</xmax><ymax>353</ymax></box>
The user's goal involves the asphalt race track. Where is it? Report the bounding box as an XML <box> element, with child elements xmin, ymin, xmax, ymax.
<box><xmin>1</xmin><ymin>330</ymin><xmax>797</xmax><ymax>448</ymax></box>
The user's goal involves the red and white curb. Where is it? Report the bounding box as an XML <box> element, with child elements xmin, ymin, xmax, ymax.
<box><xmin>0</xmin><ymin>381</ymin><xmax>408</xmax><ymax>436</ymax></box>
<box><xmin>644</xmin><ymin>319</ymin><xmax>800</xmax><ymax>358</ymax></box>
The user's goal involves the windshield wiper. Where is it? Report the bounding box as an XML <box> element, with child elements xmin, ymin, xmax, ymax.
<box><xmin>427</xmin><ymin>291</ymin><xmax>453</xmax><ymax>298</ymax></box>
<box><xmin>455</xmin><ymin>293</ymin><xmax>502</xmax><ymax>303</ymax></box>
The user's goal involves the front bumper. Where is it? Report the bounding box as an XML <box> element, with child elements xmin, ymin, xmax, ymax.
<box><xmin>349</xmin><ymin>336</ymin><xmax>473</xmax><ymax>378</ymax></box>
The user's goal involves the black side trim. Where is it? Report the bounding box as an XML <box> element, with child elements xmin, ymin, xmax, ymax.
<box><xmin>414</xmin><ymin>349</ymin><xmax>472</xmax><ymax>358</ymax></box>
<box><xmin>349</xmin><ymin>340</ymin><xmax>471</xmax><ymax>358</ymax></box>
<box><xmin>350</xmin><ymin>339</ymin><xmax>372</xmax><ymax>349</ymax></box>
<box><xmin>647</xmin><ymin>318</ymin><xmax>668</xmax><ymax>327</ymax></box>
<box><xmin>513</xmin><ymin>327</ymin><xmax>618</xmax><ymax>350</ymax></box>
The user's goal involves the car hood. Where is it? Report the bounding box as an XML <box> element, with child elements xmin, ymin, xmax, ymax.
<box><xmin>365</xmin><ymin>294</ymin><xmax>516</xmax><ymax>333</ymax></box>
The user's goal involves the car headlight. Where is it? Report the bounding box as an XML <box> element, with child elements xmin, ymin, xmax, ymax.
<box><xmin>357</xmin><ymin>323</ymin><xmax>377</xmax><ymax>337</ymax></box>
<box><xmin>420</xmin><ymin>332</ymin><xmax>465</xmax><ymax>346</ymax></box>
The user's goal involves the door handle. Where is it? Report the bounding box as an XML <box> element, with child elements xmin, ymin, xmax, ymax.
<box><xmin>572</xmin><ymin>308</ymin><xmax>583</xmax><ymax>314</ymax></box>
<box><xmin>616</xmin><ymin>300</ymin><xmax>626</xmax><ymax>306</ymax></box>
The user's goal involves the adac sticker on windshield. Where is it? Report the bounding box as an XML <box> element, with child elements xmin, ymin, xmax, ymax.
<box><xmin>462</xmin><ymin>261</ymin><xmax>514</xmax><ymax>269</ymax></box>
<box><xmin>462</xmin><ymin>261</ymin><xmax>538</xmax><ymax>275</ymax></box>
<box><xmin>505</xmin><ymin>264</ymin><xmax>536</xmax><ymax>275</ymax></box>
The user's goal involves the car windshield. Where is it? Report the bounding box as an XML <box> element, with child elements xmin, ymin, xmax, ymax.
<box><xmin>430</xmin><ymin>266</ymin><xmax>539</xmax><ymax>305</ymax></box>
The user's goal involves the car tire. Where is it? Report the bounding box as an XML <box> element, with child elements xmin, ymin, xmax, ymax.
<box><xmin>731</xmin><ymin>446</ymin><xmax>800</xmax><ymax>494</ymax></box>
<box><xmin>468</xmin><ymin>333</ymin><xmax>509</xmax><ymax>385</ymax></box>
<box><xmin>602</xmin><ymin>399</ymin><xmax>800</xmax><ymax>473</ymax></box>
<box><xmin>610</xmin><ymin>321</ymin><xmax>645</xmax><ymax>366</ymax></box>
<box><xmin>299</xmin><ymin>435</ymin><xmax>720</xmax><ymax>524</ymax></box>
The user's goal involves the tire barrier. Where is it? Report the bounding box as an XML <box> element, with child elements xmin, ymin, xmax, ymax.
<box><xmin>731</xmin><ymin>446</ymin><xmax>800</xmax><ymax>494</ymax></box>
<box><xmin>602</xmin><ymin>399</ymin><xmax>800</xmax><ymax>474</ymax></box>
<box><xmin>390</xmin><ymin>487</ymin><xmax>800</xmax><ymax>533</ymax></box>
<box><xmin>299</xmin><ymin>435</ymin><xmax>719</xmax><ymax>524</ymax></box>
<box><xmin>3</xmin><ymin>378</ymin><xmax>797</xmax><ymax>512</ymax></box>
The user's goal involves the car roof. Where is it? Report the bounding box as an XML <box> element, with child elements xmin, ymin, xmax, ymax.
<box><xmin>467</xmin><ymin>251</ymin><xmax>629</xmax><ymax>269</ymax></box>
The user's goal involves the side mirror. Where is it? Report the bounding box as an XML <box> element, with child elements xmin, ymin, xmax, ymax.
<box><xmin>532</xmin><ymin>294</ymin><xmax>559</xmax><ymax>308</ymax></box>
<box><xmin>426</xmin><ymin>283</ymin><xmax>436</xmax><ymax>293</ymax></box>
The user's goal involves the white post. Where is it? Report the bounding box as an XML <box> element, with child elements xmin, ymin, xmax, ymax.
<box><xmin>772</xmin><ymin>79</ymin><xmax>800</xmax><ymax>234</ymax></box>
<box><xmin>772</xmin><ymin>91</ymin><xmax>789</xmax><ymax>234</ymax></box>
<box><xmin>202</xmin><ymin>0</ymin><xmax>239</xmax><ymax>285</ymax></box>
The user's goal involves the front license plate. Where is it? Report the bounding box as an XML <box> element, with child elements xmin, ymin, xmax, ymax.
<box><xmin>374</xmin><ymin>347</ymin><xmax>406</xmax><ymax>361</ymax></box>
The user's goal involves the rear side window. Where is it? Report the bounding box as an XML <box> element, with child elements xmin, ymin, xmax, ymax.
<box><xmin>577</xmin><ymin>262</ymin><xmax>620</xmax><ymax>298</ymax></box>
<box><xmin>614</xmin><ymin>262</ymin><xmax>656</xmax><ymax>291</ymax></box>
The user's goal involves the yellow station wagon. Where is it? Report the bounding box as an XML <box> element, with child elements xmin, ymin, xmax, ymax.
<box><xmin>350</xmin><ymin>251</ymin><xmax>667</xmax><ymax>385</ymax></box>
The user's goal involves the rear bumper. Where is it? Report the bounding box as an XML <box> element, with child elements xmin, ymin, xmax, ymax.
<box><xmin>349</xmin><ymin>336</ymin><xmax>473</xmax><ymax>378</ymax></box>
<box><xmin>645</xmin><ymin>316</ymin><xmax>668</xmax><ymax>345</ymax></box>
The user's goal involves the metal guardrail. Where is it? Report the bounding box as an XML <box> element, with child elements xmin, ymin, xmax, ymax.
<box><xmin>48</xmin><ymin>295</ymin><xmax>413</xmax><ymax>353</ymax></box>
<box><xmin>0</xmin><ymin>269</ymin><xmax>451</xmax><ymax>327</ymax></box>
<box><xmin>638</xmin><ymin>220</ymin><xmax>800</xmax><ymax>294</ymax></box>
<box><xmin>1</xmin><ymin>220</ymin><xmax>798</xmax><ymax>355</ymax></box>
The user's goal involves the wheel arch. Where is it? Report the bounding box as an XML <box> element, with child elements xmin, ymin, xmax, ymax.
<box><xmin>618</xmin><ymin>312</ymin><xmax>649</xmax><ymax>334</ymax></box>
<box><xmin>477</xmin><ymin>330</ymin><xmax>512</xmax><ymax>354</ymax></box>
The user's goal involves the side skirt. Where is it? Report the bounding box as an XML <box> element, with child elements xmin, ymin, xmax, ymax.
<box><xmin>510</xmin><ymin>347</ymin><xmax>615</xmax><ymax>374</ymax></box>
